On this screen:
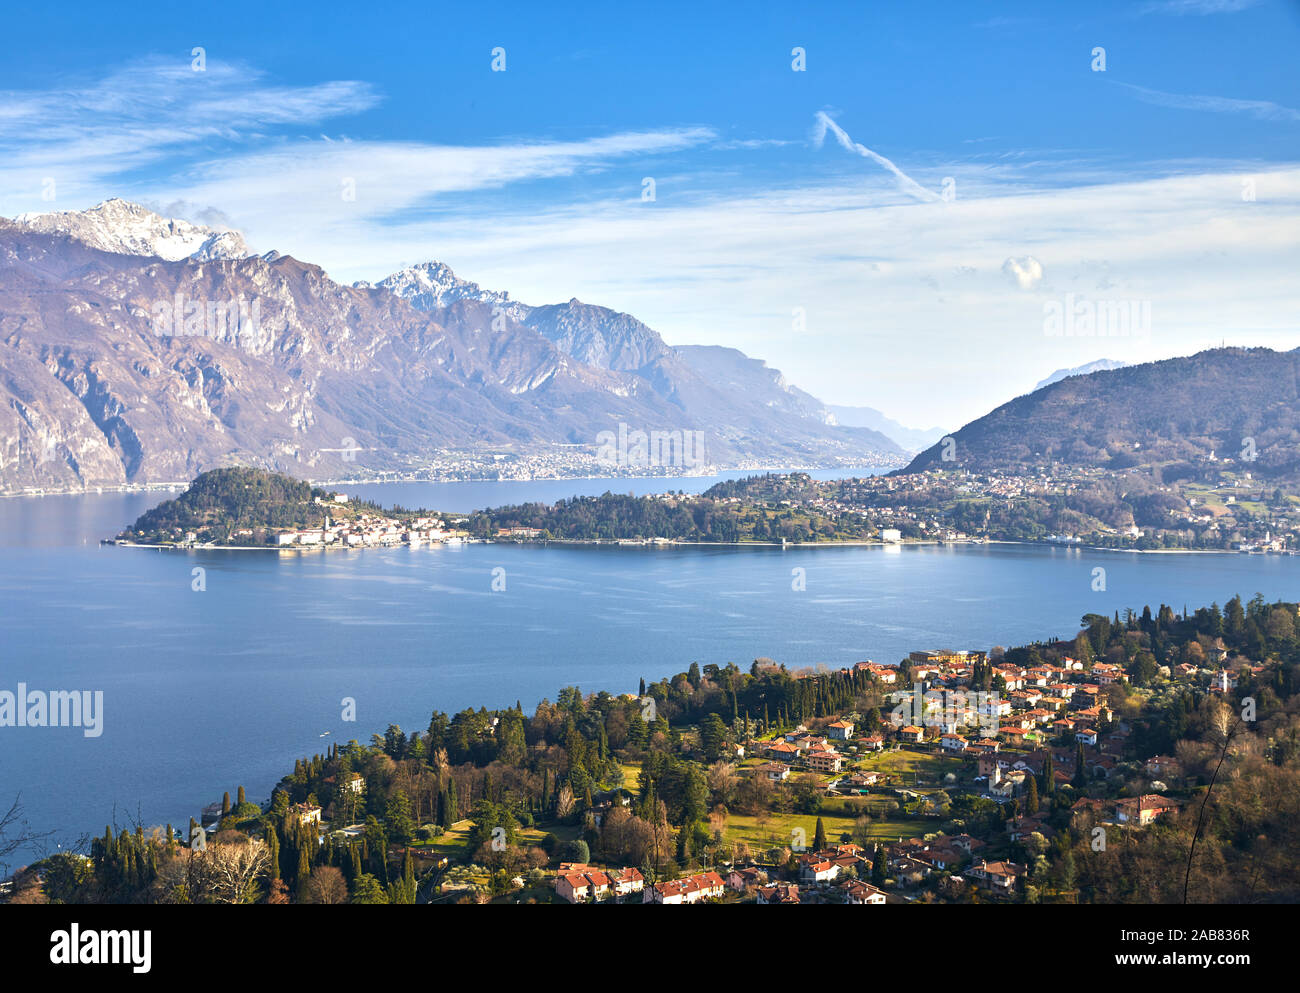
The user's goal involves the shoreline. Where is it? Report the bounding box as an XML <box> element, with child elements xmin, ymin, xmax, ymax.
<box><xmin>104</xmin><ymin>536</ymin><xmax>1252</xmax><ymax>555</ymax></box>
<box><xmin>0</xmin><ymin>462</ymin><xmax>902</xmax><ymax>501</ymax></box>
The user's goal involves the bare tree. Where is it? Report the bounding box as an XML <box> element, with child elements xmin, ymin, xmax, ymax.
<box><xmin>186</xmin><ymin>838</ymin><xmax>270</xmax><ymax>904</ymax></box>
<box><xmin>0</xmin><ymin>794</ymin><xmax>54</xmax><ymax>876</ymax></box>
<box><xmin>300</xmin><ymin>865</ymin><xmax>348</xmax><ymax>904</ymax></box>
<box><xmin>1184</xmin><ymin>705</ymin><xmax>1243</xmax><ymax>904</ymax></box>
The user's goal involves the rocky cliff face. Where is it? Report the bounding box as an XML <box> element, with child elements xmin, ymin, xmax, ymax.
<box><xmin>0</xmin><ymin>203</ymin><xmax>903</xmax><ymax>492</ymax></box>
<box><xmin>380</xmin><ymin>263</ymin><xmax>904</xmax><ymax>465</ymax></box>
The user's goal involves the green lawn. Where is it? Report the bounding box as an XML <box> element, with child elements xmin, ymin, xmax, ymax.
<box><xmin>721</xmin><ymin>810</ymin><xmax>930</xmax><ymax>853</ymax></box>
<box><xmin>853</xmin><ymin>748</ymin><xmax>965</xmax><ymax>788</ymax></box>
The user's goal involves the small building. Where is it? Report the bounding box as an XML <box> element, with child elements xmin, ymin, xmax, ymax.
<box><xmin>842</xmin><ymin>880</ymin><xmax>887</xmax><ymax>904</ymax></box>
<box><xmin>1114</xmin><ymin>794</ymin><xmax>1181</xmax><ymax>827</ymax></box>
<box><xmin>757</xmin><ymin>882</ymin><xmax>800</xmax><ymax>905</ymax></box>
<box><xmin>964</xmin><ymin>859</ymin><xmax>1024</xmax><ymax>893</ymax></box>
<box><xmin>294</xmin><ymin>803</ymin><xmax>322</xmax><ymax>826</ymax></box>
<box><xmin>807</xmin><ymin>750</ymin><xmax>844</xmax><ymax>773</ymax></box>
<box><xmin>756</xmin><ymin>762</ymin><xmax>791</xmax><ymax>782</ymax></box>
<box><xmin>645</xmin><ymin>871</ymin><xmax>725</xmax><ymax>904</ymax></box>
<box><xmin>826</xmin><ymin>719</ymin><xmax>855</xmax><ymax>740</ymax></box>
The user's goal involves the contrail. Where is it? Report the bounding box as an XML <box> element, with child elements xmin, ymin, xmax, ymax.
<box><xmin>813</xmin><ymin>111</ymin><xmax>941</xmax><ymax>202</ymax></box>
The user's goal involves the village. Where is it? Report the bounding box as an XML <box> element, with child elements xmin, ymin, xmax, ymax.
<box><xmin>543</xmin><ymin>644</ymin><xmax>1265</xmax><ymax>905</ymax></box>
<box><xmin>270</xmin><ymin>495</ymin><xmax>468</xmax><ymax>549</ymax></box>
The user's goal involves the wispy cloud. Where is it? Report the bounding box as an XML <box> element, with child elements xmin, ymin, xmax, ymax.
<box><xmin>0</xmin><ymin>57</ymin><xmax>380</xmax><ymax>203</ymax></box>
<box><xmin>0</xmin><ymin>57</ymin><xmax>716</xmax><ymax>246</ymax></box>
<box><xmin>1139</xmin><ymin>0</ymin><xmax>1260</xmax><ymax>14</ymax></box>
<box><xmin>812</xmin><ymin>111</ymin><xmax>942</xmax><ymax>202</ymax></box>
<box><xmin>1120</xmin><ymin>82</ymin><xmax>1300</xmax><ymax>122</ymax></box>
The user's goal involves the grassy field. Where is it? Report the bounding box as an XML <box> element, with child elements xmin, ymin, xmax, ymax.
<box><xmin>721</xmin><ymin>810</ymin><xmax>931</xmax><ymax>853</ymax></box>
<box><xmin>854</xmin><ymin>748</ymin><xmax>965</xmax><ymax>788</ymax></box>
<box><xmin>411</xmin><ymin>819</ymin><xmax>475</xmax><ymax>859</ymax></box>
<box><xmin>411</xmin><ymin>818</ymin><xmax>578</xmax><ymax>861</ymax></box>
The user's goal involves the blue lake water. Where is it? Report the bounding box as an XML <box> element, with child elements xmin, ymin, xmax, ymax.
<box><xmin>2</xmin><ymin>472</ymin><xmax>1298</xmax><ymax>851</ymax></box>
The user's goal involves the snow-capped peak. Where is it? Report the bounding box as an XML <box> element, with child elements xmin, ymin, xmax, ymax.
<box><xmin>368</xmin><ymin>260</ymin><xmax>530</xmax><ymax>320</ymax></box>
<box><xmin>13</xmin><ymin>198</ymin><xmax>252</xmax><ymax>262</ymax></box>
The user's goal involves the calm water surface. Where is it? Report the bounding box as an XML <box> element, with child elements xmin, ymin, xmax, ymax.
<box><xmin>2</xmin><ymin>472</ymin><xmax>1297</xmax><ymax>847</ymax></box>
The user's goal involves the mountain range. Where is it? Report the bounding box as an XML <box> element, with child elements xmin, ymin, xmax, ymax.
<box><xmin>902</xmin><ymin>347</ymin><xmax>1300</xmax><ymax>478</ymax></box>
<box><xmin>0</xmin><ymin>200</ymin><xmax>907</xmax><ymax>493</ymax></box>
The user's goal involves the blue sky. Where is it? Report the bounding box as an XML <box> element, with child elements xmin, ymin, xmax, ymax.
<box><xmin>2</xmin><ymin>0</ymin><xmax>1298</xmax><ymax>426</ymax></box>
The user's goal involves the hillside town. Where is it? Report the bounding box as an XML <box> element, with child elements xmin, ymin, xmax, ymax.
<box><xmin>271</xmin><ymin>495</ymin><xmax>467</xmax><ymax>549</ymax></box>
<box><xmin>540</xmin><ymin>637</ymin><xmax>1261</xmax><ymax>904</ymax></box>
<box><xmin>703</xmin><ymin>467</ymin><xmax>1300</xmax><ymax>552</ymax></box>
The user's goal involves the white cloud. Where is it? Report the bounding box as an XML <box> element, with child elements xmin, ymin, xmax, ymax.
<box><xmin>1002</xmin><ymin>256</ymin><xmax>1045</xmax><ymax>290</ymax></box>
<box><xmin>1119</xmin><ymin>83</ymin><xmax>1300</xmax><ymax>123</ymax></box>
<box><xmin>812</xmin><ymin>111</ymin><xmax>941</xmax><ymax>202</ymax></box>
<box><xmin>0</xmin><ymin>57</ymin><xmax>381</xmax><ymax>204</ymax></box>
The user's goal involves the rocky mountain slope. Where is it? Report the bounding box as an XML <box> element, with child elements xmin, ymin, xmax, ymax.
<box><xmin>0</xmin><ymin>201</ymin><xmax>902</xmax><ymax>492</ymax></box>
<box><xmin>902</xmin><ymin>348</ymin><xmax>1300</xmax><ymax>477</ymax></box>
<box><xmin>15</xmin><ymin>198</ymin><xmax>251</xmax><ymax>262</ymax></box>
<box><xmin>377</xmin><ymin>262</ymin><xmax>901</xmax><ymax>461</ymax></box>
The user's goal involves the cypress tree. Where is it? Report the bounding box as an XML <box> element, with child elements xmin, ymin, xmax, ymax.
<box><xmin>297</xmin><ymin>834</ymin><xmax>311</xmax><ymax>882</ymax></box>
<box><xmin>267</xmin><ymin>829</ymin><xmax>280</xmax><ymax>880</ymax></box>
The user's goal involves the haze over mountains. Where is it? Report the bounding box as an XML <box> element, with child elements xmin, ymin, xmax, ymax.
<box><xmin>0</xmin><ymin>200</ymin><xmax>908</xmax><ymax>493</ymax></box>
<box><xmin>826</xmin><ymin>405</ymin><xmax>947</xmax><ymax>453</ymax></box>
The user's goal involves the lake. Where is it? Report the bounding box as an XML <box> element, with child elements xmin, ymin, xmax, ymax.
<box><xmin>2</xmin><ymin>471</ymin><xmax>1297</xmax><ymax>851</ymax></box>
